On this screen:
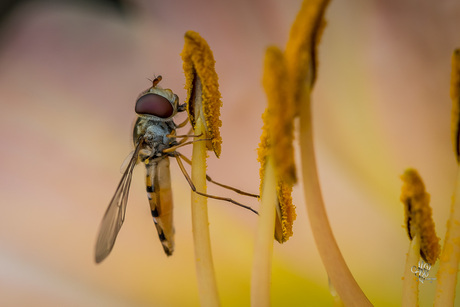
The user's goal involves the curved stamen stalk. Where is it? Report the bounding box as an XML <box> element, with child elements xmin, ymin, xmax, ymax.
<box><xmin>435</xmin><ymin>48</ymin><xmax>460</xmax><ymax>306</ymax></box>
<box><xmin>287</xmin><ymin>0</ymin><xmax>372</xmax><ymax>305</ymax></box>
<box><xmin>299</xmin><ymin>95</ymin><xmax>371</xmax><ymax>306</ymax></box>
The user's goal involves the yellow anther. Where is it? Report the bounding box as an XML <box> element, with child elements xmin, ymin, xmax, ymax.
<box><xmin>400</xmin><ymin>168</ymin><xmax>441</xmax><ymax>265</ymax></box>
<box><xmin>181</xmin><ymin>30</ymin><xmax>222</xmax><ymax>157</ymax></box>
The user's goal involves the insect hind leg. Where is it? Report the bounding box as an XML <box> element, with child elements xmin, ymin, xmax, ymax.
<box><xmin>173</xmin><ymin>154</ymin><xmax>258</xmax><ymax>215</ymax></box>
<box><xmin>176</xmin><ymin>152</ymin><xmax>260</xmax><ymax>198</ymax></box>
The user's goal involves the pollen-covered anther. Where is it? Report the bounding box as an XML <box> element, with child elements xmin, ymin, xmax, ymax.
<box><xmin>263</xmin><ymin>46</ymin><xmax>297</xmax><ymax>185</ymax></box>
<box><xmin>285</xmin><ymin>0</ymin><xmax>330</xmax><ymax>113</ymax></box>
<box><xmin>274</xmin><ymin>182</ymin><xmax>296</xmax><ymax>242</ymax></box>
<box><xmin>258</xmin><ymin>47</ymin><xmax>297</xmax><ymax>243</ymax></box>
<box><xmin>258</xmin><ymin>111</ymin><xmax>296</xmax><ymax>244</ymax></box>
<box><xmin>400</xmin><ymin>168</ymin><xmax>441</xmax><ymax>265</ymax></box>
<box><xmin>181</xmin><ymin>30</ymin><xmax>222</xmax><ymax>157</ymax></box>
<box><xmin>450</xmin><ymin>49</ymin><xmax>460</xmax><ymax>162</ymax></box>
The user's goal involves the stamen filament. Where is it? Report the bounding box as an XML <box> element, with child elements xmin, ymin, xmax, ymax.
<box><xmin>191</xmin><ymin>115</ymin><xmax>220</xmax><ymax>307</ymax></box>
<box><xmin>402</xmin><ymin>235</ymin><xmax>420</xmax><ymax>307</ymax></box>
<box><xmin>434</xmin><ymin>49</ymin><xmax>460</xmax><ymax>306</ymax></box>
<box><xmin>251</xmin><ymin>157</ymin><xmax>277</xmax><ymax>307</ymax></box>
<box><xmin>299</xmin><ymin>89</ymin><xmax>372</xmax><ymax>306</ymax></box>
<box><xmin>434</xmin><ymin>168</ymin><xmax>460</xmax><ymax>306</ymax></box>
<box><xmin>287</xmin><ymin>0</ymin><xmax>371</xmax><ymax>304</ymax></box>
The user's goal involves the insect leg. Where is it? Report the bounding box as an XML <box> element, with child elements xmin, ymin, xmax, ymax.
<box><xmin>167</xmin><ymin>131</ymin><xmax>203</xmax><ymax>140</ymax></box>
<box><xmin>167</xmin><ymin>127</ymin><xmax>203</xmax><ymax>145</ymax></box>
<box><xmin>174</xmin><ymin>154</ymin><xmax>258</xmax><ymax>215</ymax></box>
<box><xmin>176</xmin><ymin>116</ymin><xmax>189</xmax><ymax>128</ymax></box>
<box><xmin>176</xmin><ymin>152</ymin><xmax>260</xmax><ymax>199</ymax></box>
<box><xmin>175</xmin><ymin>129</ymin><xmax>203</xmax><ymax>145</ymax></box>
<box><xmin>162</xmin><ymin>138</ymin><xmax>211</xmax><ymax>153</ymax></box>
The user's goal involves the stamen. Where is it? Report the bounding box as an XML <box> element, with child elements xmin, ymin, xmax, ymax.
<box><xmin>181</xmin><ymin>31</ymin><xmax>222</xmax><ymax>307</ymax></box>
<box><xmin>257</xmin><ymin>47</ymin><xmax>297</xmax><ymax>244</ymax></box>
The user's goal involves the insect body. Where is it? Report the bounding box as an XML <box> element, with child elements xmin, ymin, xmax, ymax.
<box><xmin>95</xmin><ymin>76</ymin><xmax>258</xmax><ymax>264</ymax></box>
<box><xmin>133</xmin><ymin>118</ymin><xmax>176</xmax><ymax>257</ymax></box>
<box><xmin>95</xmin><ymin>76</ymin><xmax>183</xmax><ymax>263</ymax></box>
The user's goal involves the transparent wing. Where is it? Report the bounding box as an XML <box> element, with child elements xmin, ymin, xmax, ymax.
<box><xmin>95</xmin><ymin>139</ymin><xmax>143</xmax><ymax>263</ymax></box>
<box><xmin>120</xmin><ymin>150</ymin><xmax>134</xmax><ymax>174</ymax></box>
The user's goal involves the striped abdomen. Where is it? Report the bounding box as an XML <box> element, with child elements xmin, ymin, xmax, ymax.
<box><xmin>145</xmin><ymin>157</ymin><xmax>174</xmax><ymax>255</ymax></box>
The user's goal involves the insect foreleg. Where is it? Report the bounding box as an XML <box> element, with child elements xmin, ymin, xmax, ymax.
<box><xmin>176</xmin><ymin>116</ymin><xmax>189</xmax><ymax>128</ymax></box>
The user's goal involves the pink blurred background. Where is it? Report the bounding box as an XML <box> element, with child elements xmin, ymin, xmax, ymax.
<box><xmin>0</xmin><ymin>0</ymin><xmax>459</xmax><ymax>306</ymax></box>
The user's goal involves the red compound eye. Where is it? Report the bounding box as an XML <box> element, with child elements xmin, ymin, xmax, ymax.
<box><xmin>135</xmin><ymin>93</ymin><xmax>174</xmax><ymax>118</ymax></box>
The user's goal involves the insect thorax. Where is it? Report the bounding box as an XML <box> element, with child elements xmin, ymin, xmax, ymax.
<box><xmin>133</xmin><ymin>117</ymin><xmax>176</xmax><ymax>159</ymax></box>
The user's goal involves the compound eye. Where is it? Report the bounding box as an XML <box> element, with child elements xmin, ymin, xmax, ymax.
<box><xmin>135</xmin><ymin>93</ymin><xmax>174</xmax><ymax>118</ymax></box>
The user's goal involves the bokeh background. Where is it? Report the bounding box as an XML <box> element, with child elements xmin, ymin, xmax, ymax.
<box><xmin>1</xmin><ymin>0</ymin><xmax>460</xmax><ymax>306</ymax></box>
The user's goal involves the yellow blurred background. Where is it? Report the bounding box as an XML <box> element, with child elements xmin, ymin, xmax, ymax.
<box><xmin>0</xmin><ymin>0</ymin><xmax>459</xmax><ymax>306</ymax></box>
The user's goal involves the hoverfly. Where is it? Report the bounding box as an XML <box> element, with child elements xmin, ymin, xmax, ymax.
<box><xmin>95</xmin><ymin>76</ymin><xmax>257</xmax><ymax>263</ymax></box>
